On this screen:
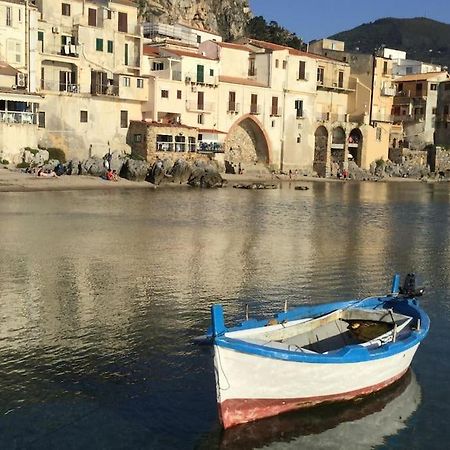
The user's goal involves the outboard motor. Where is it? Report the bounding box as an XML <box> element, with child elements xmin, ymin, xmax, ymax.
<box><xmin>399</xmin><ymin>273</ymin><xmax>425</xmax><ymax>297</ymax></box>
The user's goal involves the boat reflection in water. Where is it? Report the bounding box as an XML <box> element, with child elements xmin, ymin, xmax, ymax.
<box><xmin>218</xmin><ymin>370</ymin><xmax>420</xmax><ymax>450</ymax></box>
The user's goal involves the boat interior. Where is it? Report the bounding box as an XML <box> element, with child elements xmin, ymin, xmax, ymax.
<box><xmin>229</xmin><ymin>308</ymin><xmax>415</xmax><ymax>354</ymax></box>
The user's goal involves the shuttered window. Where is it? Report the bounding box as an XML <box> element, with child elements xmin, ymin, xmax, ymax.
<box><xmin>118</xmin><ymin>12</ymin><xmax>128</xmax><ymax>33</ymax></box>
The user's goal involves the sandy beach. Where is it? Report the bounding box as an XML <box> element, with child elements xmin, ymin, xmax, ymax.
<box><xmin>0</xmin><ymin>166</ymin><xmax>425</xmax><ymax>193</ymax></box>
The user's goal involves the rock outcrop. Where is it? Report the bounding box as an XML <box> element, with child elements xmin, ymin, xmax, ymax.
<box><xmin>138</xmin><ymin>0</ymin><xmax>252</xmax><ymax>40</ymax></box>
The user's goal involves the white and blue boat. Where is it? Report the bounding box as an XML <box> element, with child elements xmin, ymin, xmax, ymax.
<box><xmin>208</xmin><ymin>274</ymin><xmax>429</xmax><ymax>429</ymax></box>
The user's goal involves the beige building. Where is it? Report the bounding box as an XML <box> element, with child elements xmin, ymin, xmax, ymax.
<box><xmin>393</xmin><ymin>72</ymin><xmax>449</xmax><ymax>150</ymax></box>
<box><xmin>34</xmin><ymin>0</ymin><xmax>148</xmax><ymax>159</ymax></box>
<box><xmin>310</xmin><ymin>38</ymin><xmax>396</xmax><ymax>169</ymax></box>
<box><xmin>0</xmin><ymin>0</ymin><xmax>41</xmax><ymax>162</ymax></box>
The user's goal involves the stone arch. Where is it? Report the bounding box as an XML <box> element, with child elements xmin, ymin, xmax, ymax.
<box><xmin>331</xmin><ymin>126</ymin><xmax>346</xmax><ymax>172</ymax></box>
<box><xmin>314</xmin><ymin>126</ymin><xmax>329</xmax><ymax>177</ymax></box>
<box><xmin>224</xmin><ymin>114</ymin><xmax>272</xmax><ymax>168</ymax></box>
<box><xmin>349</xmin><ymin>128</ymin><xmax>363</xmax><ymax>167</ymax></box>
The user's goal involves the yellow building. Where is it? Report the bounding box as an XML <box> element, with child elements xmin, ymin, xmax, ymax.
<box><xmin>0</xmin><ymin>0</ymin><xmax>41</xmax><ymax>161</ymax></box>
<box><xmin>34</xmin><ymin>0</ymin><xmax>148</xmax><ymax>158</ymax></box>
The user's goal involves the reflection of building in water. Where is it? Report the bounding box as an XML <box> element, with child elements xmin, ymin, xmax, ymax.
<box><xmin>218</xmin><ymin>371</ymin><xmax>421</xmax><ymax>450</ymax></box>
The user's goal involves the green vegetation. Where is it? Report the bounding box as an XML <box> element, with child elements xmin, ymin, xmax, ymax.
<box><xmin>1</xmin><ymin>159</ymin><xmax>9</xmax><ymax>165</ymax></box>
<box><xmin>47</xmin><ymin>147</ymin><xmax>66</xmax><ymax>163</ymax></box>
<box><xmin>246</xmin><ymin>16</ymin><xmax>303</xmax><ymax>49</ymax></box>
<box><xmin>24</xmin><ymin>147</ymin><xmax>39</xmax><ymax>155</ymax></box>
<box><xmin>16</xmin><ymin>162</ymin><xmax>30</xmax><ymax>169</ymax></box>
<box><xmin>330</xmin><ymin>17</ymin><xmax>450</xmax><ymax>68</ymax></box>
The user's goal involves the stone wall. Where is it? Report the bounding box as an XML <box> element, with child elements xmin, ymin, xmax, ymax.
<box><xmin>224</xmin><ymin>123</ymin><xmax>258</xmax><ymax>164</ymax></box>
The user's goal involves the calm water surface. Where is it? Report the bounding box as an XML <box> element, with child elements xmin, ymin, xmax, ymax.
<box><xmin>0</xmin><ymin>182</ymin><xmax>449</xmax><ymax>449</ymax></box>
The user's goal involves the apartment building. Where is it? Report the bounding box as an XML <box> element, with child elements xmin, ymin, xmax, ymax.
<box><xmin>393</xmin><ymin>72</ymin><xmax>449</xmax><ymax>150</ymax></box>
<box><xmin>34</xmin><ymin>0</ymin><xmax>147</xmax><ymax>158</ymax></box>
<box><xmin>434</xmin><ymin>81</ymin><xmax>450</xmax><ymax>148</ymax></box>
<box><xmin>0</xmin><ymin>0</ymin><xmax>41</xmax><ymax>161</ymax></box>
<box><xmin>310</xmin><ymin>38</ymin><xmax>396</xmax><ymax>169</ymax></box>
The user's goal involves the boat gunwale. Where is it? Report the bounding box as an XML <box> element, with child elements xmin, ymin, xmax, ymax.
<box><xmin>214</xmin><ymin>297</ymin><xmax>430</xmax><ymax>364</ymax></box>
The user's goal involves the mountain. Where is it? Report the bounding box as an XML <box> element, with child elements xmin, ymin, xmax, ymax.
<box><xmin>330</xmin><ymin>17</ymin><xmax>450</xmax><ymax>68</ymax></box>
<box><xmin>136</xmin><ymin>0</ymin><xmax>252</xmax><ymax>41</ymax></box>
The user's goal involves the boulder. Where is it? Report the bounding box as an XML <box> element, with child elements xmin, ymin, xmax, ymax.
<box><xmin>81</xmin><ymin>157</ymin><xmax>104</xmax><ymax>177</ymax></box>
<box><xmin>188</xmin><ymin>166</ymin><xmax>224</xmax><ymax>188</ymax></box>
<box><xmin>170</xmin><ymin>158</ymin><xmax>192</xmax><ymax>184</ymax></box>
<box><xmin>120</xmin><ymin>159</ymin><xmax>150</xmax><ymax>181</ymax></box>
<box><xmin>147</xmin><ymin>159</ymin><xmax>167</xmax><ymax>185</ymax></box>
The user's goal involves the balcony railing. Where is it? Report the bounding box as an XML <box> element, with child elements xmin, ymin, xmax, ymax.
<box><xmin>40</xmin><ymin>80</ymin><xmax>80</xmax><ymax>93</ymax></box>
<box><xmin>198</xmin><ymin>142</ymin><xmax>224</xmax><ymax>153</ymax></box>
<box><xmin>317</xmin><ymin>78</ymin><xmax>346</xmax><ymax>90</ymax></box>
<box><xmin>250</xmin><ymin>104</ymin><xmax>261</xmax><ymax>115</ymax></box>
<box><xmin>228</xmin><ymin>102</ymin><xmax>240</xmax><ymax>113</ymax></box>
<box><xmin>186</xmin><ymin>100</ymin><xmax>214</xmax><ymax>112</ymax></box>
<box><xmin>0</xmin><ymin>111</ymin><xmax>36</xmax><ymax>124</ymax></box>
<box><xmin>91</xmin><ymin>83</ymin><xmax>119</xmax><ymax>96</ymax></box>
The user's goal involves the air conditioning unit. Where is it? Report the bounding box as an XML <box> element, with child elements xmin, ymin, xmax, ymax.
<box><xmin>52</xmin><ymin>26</ymin><xmax>60</xmax><ymax>34</ymax></box>
<box><xmin>16</xmin><ymin>72</ymin><xmax>27</xmax><ymax>88</ymax></box>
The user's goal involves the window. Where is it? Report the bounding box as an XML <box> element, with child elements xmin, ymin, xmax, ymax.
<box><xmin>88</xmin><ymin>8</ymin><xmax>97</xmax><ymax>27</ymax></box>
<box><xmin>250</xmin><ymin>94</ymin><xmax>258</xmax><ymax>114</ymax></box>
<box><xmin>297</xmin><ymin>135</ymin><xmax>302</xmax><ymax>144</ymax></box>
<box><xmin>209</xmin><ymin>69</ymin><xmax>214</xmax><ymax>76</ymax></box>
<box><xmin>271</xmin><ymin>120</ymin><xmax>275</xmax><ymax>128</ymax></box>
<box><xmin>197</xmin><ymin>35</ymin><xmax>201</xmax><ymax>44</ymax></box>
<box><xmin>416</xmin><ymin>82</ymin><xmax>423</xmax><ymax>93</ymax></box>
<box><xmin>317</xmin><ymin>67</ymin><xmax>325</xmax><ymax>85</ymax></box>
<box><xmin>430</xmin><ymin>83</ymin><xmax>438</xmax><ymax>91</ymax></box>
<box><xmin>62</xmin><ymin>3</ymin><xmax>71</xmax><ymax>16</ymax></box>
<box><xmin>96</xmin><ymin>38</ymin><xmax>103</xmax><ymax>52</ymax></box>
<box><xmin>298</xmin><ymin>61</ymin><xmax>306</xmax><ymax>80</ymax></box>
<box><xmin>124</xmin><ymin>43</ymin><xmax>129</xmax><ymax>65</ymax></box>
<box><xmin>137</xmin><ymin>78</ymin><xmax>144</xmax><ymax>88</ymax></box>
<box><xmin>406</xmin><ymin>66</ymin><xmax>413</xmax><ymax>74</ymax></box>
<box><xmin>120</xmin><ymin>110</ymin><xmax>128</xmax><ymax>128</ymax></box>
<box><xmin>107</xmin><ymin>40</ymin><xmax>113</xmax><ymax>53</ymax></box>
<box><xmin>6</xmin><ymin>6</ymin><xmax>12</xmax><ymax>26</ymax></box>
<box><xmin>197</xmin><ymin>91</ymin><xmax>204</xmax><ymax>110</ymax></box>
<box><xmin>275</xmin><ymin>59</ymin><xmax>279</xmax><ymax>68</ymax></box>
<box><xmin>197</xmin><ymin>114</ymin><xmax>204</xmax><ymax>125</ymax></box>
<box><xmin>152</xmin><ymin>62</ymin><xmax>164</xmax><ymax>71</ymax></box>
<box><xmin>398</xmin><ymin>82</ymin><xmax>403</xmax><ymax>92</ymax></box>
<box><xmin>248</xmin><ymin>57</ymin><xmax>256</xmax><ymax>76</ymax></box>
<box><xmin>38</xmin><ymin>112</ymin><xmax>45</xmax><ymax>128</ymax></box>
<box><xmin>295</xmin><ymin>99</ymin><xmax>304</xmax><ymax>118</ymax></box>
<box><xmin>134</xmin><ymin>134</ymin><xmax>142</xmax><ymax>143</ymax></box>
<box><xmin>38</xmin><ymin>31</ymin><xmax>44</xmax><ymax>51</ymax></box>
<box><xmin>432</xmin><ymin>107</ymin><xmax>437</xmax><ymax>115</ymax></box>
<box><xmin>80</xmin><ymin>110</ymin><xmax>88</xmax><ymax>123</ymax></box>
<box><xmin>118</xmin><ymin>12</ymin><xmax>128</xmax><ymax>33</ymax></box>
<box><xmin>228</xmin><ymin>91</ymin><xmax>236</xmax><ymax>112</ymax></box>
<box><xmin>283</xmin><ymin>60</ymin><xmax>287</xmax><ymax>69</ymax></box>
<box><xmin>197</xmin><ymin>65</ymin><xmax>204</xmax><ymax>83</ymax></box>
<box><xmin>338</xmin><ymin>71</ymin><xmax>344</xmax><ymax>88</ymax></box>
<box><xmin>376</xmin><ymin>127</ymin><xmax>382</xmax><ymax>141</ymax></box>
<box><xmin>383</xmin><ymin>61</ymin><xmax>388</xmax><ymax>75</ymax></box>
<box><xmin>271</xmin><ymin>96</ymin><xmax>279</xmax><ymax>116</ymax></box>
<box><xmin>122</xmin><ymin>77</ymin><xmax>130</xmax><ymax>87</ymax></box>
<box><xmin>177</xmin><ymin>90</ymin><xmax>182</xmax><ymax>99</ymax></box>
<box><xmin>161</xmin><ymin>90</ymin><xmax>169</xmax><ymax>98</ymax></box>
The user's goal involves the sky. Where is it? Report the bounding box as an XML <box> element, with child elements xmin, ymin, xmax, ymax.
<box><xmin>248</xmin><ymin>0</ymin><xmax>450</xmax><ymax>42</ymax></box>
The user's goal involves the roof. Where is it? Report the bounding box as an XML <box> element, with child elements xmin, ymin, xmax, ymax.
<box><xmin>216</xmin><ymin>42</ymin><xmax>250</xmax><ymax>52</ymax></box>
<box><xmin>395</xmin><ymin>72</ymin><xmax>449</xmax><ymax>82</ymax></box>
<box><xmin>162</xmin><ymin>48</ymin><xmax>217</xmax><ymax>61</ymax></box>
<box><xmin>130</xmin><ymin>120</ymin><xmax>197</xmax><ymax>130</ymax></box>
<box><xmin>198</xmin><ymin>128</ymin><xmax>227</xmax><ymax>134</ymax></box>
<box><xmin>0</xmin><ymin>61</ymin><xmax>18</xmax><ymax>76</ymax></box>
<box><xmin>143</xmin><ymin>46</ymin><xmax>160</xmax><ymax>57</ymax></box>
<box><xmin>219</xmin><ymin>75</ymin><xmax>267</xmax><ymax>88</ymax></box>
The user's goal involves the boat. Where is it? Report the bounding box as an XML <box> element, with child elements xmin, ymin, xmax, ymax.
<box><xmin>208</xmin><ymin>274</ymin><xmax>429</xmax><ymax>429</ymax></box>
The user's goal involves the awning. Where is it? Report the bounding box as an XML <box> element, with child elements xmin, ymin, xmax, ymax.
<box><xmin>0</xmin><ymin>92</ymin><xmax>43</xmax><ymax>103</ymax></box>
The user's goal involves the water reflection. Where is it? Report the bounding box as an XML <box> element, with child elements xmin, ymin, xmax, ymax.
<box><xmin>212</xmin><ymin>371</ymin><xmax>421</xmax><ymax>450</ymax></box>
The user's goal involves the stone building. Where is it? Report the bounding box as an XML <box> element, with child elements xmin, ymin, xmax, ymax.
<box><xmin>435</xmin><ymin>80</ymin><xmax>450</xmax><ymax>149</ymax></box>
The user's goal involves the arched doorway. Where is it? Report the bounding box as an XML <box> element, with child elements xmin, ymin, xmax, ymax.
<box><xmin>331</xmin><ymin>127</ymin><xmax>346</xmax><ymax>174</ymax></box>
<box><xmin>225</xmin><ymin>115</ymin><xmax>271</xmax><ymax>173</ymax></box>
<box><xmin>348</xmin><ymin>128</ymin><xmax>363</xmax><ymax>167</ymax></box>
<box><xmin>314</xmin><ymin>126</ymin><xmax>328</xmax><ymax>177</ymax></box>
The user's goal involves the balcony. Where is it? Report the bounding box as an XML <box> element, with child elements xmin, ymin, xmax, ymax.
<box><xmin>0</xmin><ymin>111</ymin><xmax>36</xmax><ymax>124</ymax></box>
<box><xmin>381</xmin><ymin>86</ymin><xmax>396</xmax><ymax>96</ymax></box>
<box><xmin>270</xmin><ymin>106</ymin><xmax>282</xmax><ymax>117</ymax></box>
<box><xmin>40</xmin><ymin>80</ymin><xmax>80</xmax><ymax>93</ymax></box>
<box><xmin>372</xmin><ymin>113</ymin><xmax>393</xmax><ymax>123</ymax></box>
<box><xmin>317</xmin><ymin>77</ymin><xmax>349</xmax><ymax>92</ymax></box>
<box><xmin>227</xmin><ymin>102</ymin><xmax>240</xmax><ymax>113</ymax></box>
<box><xmin>60</xmin><ymin>45</ymin><xmax>80</xmax><ymax>57</ymax></box>
<box><xmin>198</xmin><ymin>142</ymin><xmax>224</xmax><ymax>153</ymax></box>
<box><xmin>296</xmin><ymin>111</ymin><xmax>305</xmax><ymax>119</ymax></box>
<box><xmin>172</xmin><ymin>71</ymin><xmax>182</xmax><ymax>81</ymax></box>
<box><xmin>91</xmin><ymin>83</ymin><xmax>119</xmax><ymax>96</ymax></box>
<box><xmin>186</xmin><ymin>100</ymin><xmax>214</xmax><ymax>113</ymax></box>
<box><xmin>250</xmin><ymin>104</ymin><xmax>261</xmax><ymax>115</ymax></box>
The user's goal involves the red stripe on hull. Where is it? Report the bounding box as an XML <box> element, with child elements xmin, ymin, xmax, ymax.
<box><xmin>219</xmin><ymin>368</ymin><xmax>409</xmax><ymax>429</ymax></box>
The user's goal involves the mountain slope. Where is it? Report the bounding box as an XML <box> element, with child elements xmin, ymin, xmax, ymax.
<box><xmin>330</xmin><ymin>17</ymin><xmax>450</xmax><ymax>67</ymax></box>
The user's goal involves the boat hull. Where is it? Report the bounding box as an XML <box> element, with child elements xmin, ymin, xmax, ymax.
<box><xmin>214</xmin><ymin>343</ymin><xmax>419</xmax><ymax>429</ymax></box>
